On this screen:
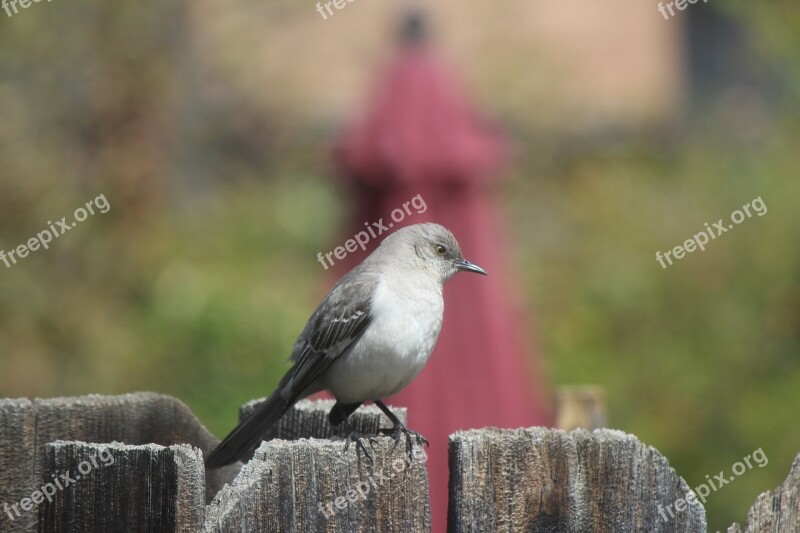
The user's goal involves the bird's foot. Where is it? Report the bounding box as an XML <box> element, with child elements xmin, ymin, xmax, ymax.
<box><xmin>343</xmin><ymin>425</ymin><xmax>378</xmax><ymax>465</ymax></box>
<box><xmin>378</xmin><ymin>422</ymin><xmax>428</xmax><ymax>465</ymax></box>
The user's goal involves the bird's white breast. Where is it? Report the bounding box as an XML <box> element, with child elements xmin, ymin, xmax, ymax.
<box><xmin>323</xmin><ymin>275</ymin><xmax>444</xmax><ymax>404</ymax></box>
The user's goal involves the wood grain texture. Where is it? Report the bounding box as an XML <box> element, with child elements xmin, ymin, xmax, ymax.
<box><xmin>448</xmin><ymin>427</ymin><xmax>706</xmax><ymax>533</ymax></box>
<box><xmin>205</xmin><ymin>437</ymin><xmax>430</xmax><ymax>532</ymax></box>
<box><xmin>38</xmin><ymin>441</ymin><xmax>205</xmax><ymax>533</ymax></box>
<box><xmin>0</xmin><ymin>399</ymin><xmax>37</xmax><ymax>533</ymax></box>
<box><xmin>0</xmin><ymin>392</ymin><xmax>237</xmax><ymax>533</ymax></box>
<box><xmin>6</xmin><ymin>393</ymin><xmax>799</xmax><ymax>533</ymax></box>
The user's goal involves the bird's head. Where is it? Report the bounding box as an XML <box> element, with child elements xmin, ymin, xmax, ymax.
<box><xmin>383</xmin><ymin>223</ymin><xmax>487</xmax><ymax>282</ymax></box>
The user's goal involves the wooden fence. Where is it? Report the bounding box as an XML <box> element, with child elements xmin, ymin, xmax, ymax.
<box><xmin>0</xmin><ymin>393</ymin><xmax>797</xmax><ymax>532</ymax></box>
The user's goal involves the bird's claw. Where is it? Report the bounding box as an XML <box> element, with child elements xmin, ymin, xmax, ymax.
<box><xmin>378</xmin><ymin>424</ymin><xmax>428</xmax><ymax>464</ymax></box>
<box><xmin>343</xmin><ymin>429</ymin><xmax>378</xmax><ymax>465</ymax></box>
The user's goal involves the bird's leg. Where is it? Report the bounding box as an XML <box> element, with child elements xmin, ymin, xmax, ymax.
<box><xmin>374</xmin><ymin>400</ymin><xmax>429</xmax><ymax>464</ymax></box>
<box><xmin>332</xmin><ymin>402</ymin><xmax>376</xmax><ymax>464</ymax></box>
<box><xmin>329</xmin><ymin>401</ymin><xmax>362</xmax><ymax>427</ymax></box>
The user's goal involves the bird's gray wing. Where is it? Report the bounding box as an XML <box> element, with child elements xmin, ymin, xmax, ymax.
<box><xmin>205</xmin><ymin>269</ymin><xmax>376</xmax><ymax>468</ymax></box>
<box><xmin>281</xmin><ymin>269</ymin><xmax>375</xmax><ymax>400</ymax></box>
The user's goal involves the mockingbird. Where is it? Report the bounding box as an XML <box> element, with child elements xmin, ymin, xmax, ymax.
<box><xmin>206</xmin><ymin>222</ymin><xmax>486</xmax><ymax>468</ymax></box>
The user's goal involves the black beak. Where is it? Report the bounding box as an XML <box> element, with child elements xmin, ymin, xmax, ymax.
<box><xmin>455</xmin><ymin>258</ymin><xmax>487</xmax><ymax>275</ymax></box>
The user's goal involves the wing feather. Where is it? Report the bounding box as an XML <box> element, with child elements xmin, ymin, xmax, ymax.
<box><xmin>282</xmin><ymin>269</ymin><xmax>375</xmax><ymax>400</ymax></box>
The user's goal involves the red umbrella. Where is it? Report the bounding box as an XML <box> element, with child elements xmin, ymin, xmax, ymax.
<box><xmin>331</xmin><ymin>13</ymin><xmax>553</xmax><ymax>530</ymax></box>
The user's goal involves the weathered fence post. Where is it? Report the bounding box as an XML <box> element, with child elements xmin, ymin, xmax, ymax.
<box><xmin>727</xmin><ymin>453</ymin><xmax>800</xmax><ymax>533</ymax></box>
<box><xmin>0</xmin><ymin>393</ymin><xmax>235</xmax><ymax>532</ymax></box>
<box><xmin>0</xmin><ymin>399</ymin><xmax>36</xmax><ymax>533</ymax></box>
<box><xmin>0</xmin><ymin>394</ymin><xmax>429</xmax><ymax>532</ymax></box>
<box><xmin>448</xmin><ymin>427</ymin><xmax>707</xmax><ymax>532</ymax></box>
<box><xmin>555</xmin><ymin>385</ymin><xmax>607</xmax><ymax>430</ymax></box>
<box><xmin>5</xmin><ymin>393</ymin><xmax>800</xmax><ymax>532</ymax></box>
<box><xmin>38</xmin><ymin>442</ymin><xmax>205</xmax><ymax>532</ymax></box>
<box><xmin>204</xmin><ymin>398</ymin><xmax>430</xmax><ymax>531</ymax></box>
<box><xmin>205</xmin><ymin>437</ymin><xmax>431</xmax><ymax>532</ymax></box>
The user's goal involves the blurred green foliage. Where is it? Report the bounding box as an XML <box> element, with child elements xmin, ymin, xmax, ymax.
<box><xmin>1</xmin><ymin>1</ymin><xmax>798</xmax><ymax>530</ymax></box>
<box><xmin>508</xmin><ymin>121</ymin><xmax>799</xmax><ymax>528</ymax></box>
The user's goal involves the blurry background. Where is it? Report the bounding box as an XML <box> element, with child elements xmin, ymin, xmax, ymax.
<box><xmin>1</xmin><ymin>0</ymin><xmax>798</xmax><ymax>529</ymax></box>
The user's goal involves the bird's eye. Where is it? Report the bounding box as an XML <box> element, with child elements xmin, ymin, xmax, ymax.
<box><xmin>435</xmin><ymin>244</ymin><xmax>447</xmax><ymax>256</ymax></box>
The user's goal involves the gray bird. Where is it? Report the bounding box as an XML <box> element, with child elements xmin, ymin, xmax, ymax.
<box><xmin>206</xmin><ymin>222</ymin><xmax>486</xmax><ymax>468</ymax></box>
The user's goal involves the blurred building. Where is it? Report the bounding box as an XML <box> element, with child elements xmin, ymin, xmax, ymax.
<box><xmin>188</xmin><ymin>0</ymin><xmax>684</xmax><ymax>134</ymax></box>
<box><xmin>183</xmin><ymin>0</ymin><xmax>781</xmax><ymax>189</ymax></box>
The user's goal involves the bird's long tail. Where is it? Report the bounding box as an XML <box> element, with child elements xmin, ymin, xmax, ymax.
<box><xmin>205</xmin><ymin>391</ymin><xmax>291</xmax><ymax>468</ymax></box>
